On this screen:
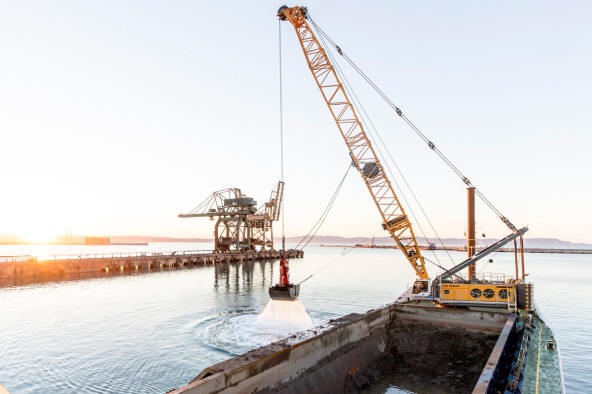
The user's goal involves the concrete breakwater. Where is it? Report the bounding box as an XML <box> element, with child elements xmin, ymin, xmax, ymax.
<box><xmin>0</xmin><ymin>249</ymin><xmax>303</xmax><ymax>282</ymax></box>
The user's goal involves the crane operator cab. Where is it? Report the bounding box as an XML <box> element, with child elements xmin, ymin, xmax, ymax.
<box><xmin>268</xmin><ymin>256</ymin><xmax>300</xmax><ymax>301</ymax></box>
<box><xmin>412</xmin><ymin>279</ymin><xmax>432</xmax><ymax>301</ymax></box>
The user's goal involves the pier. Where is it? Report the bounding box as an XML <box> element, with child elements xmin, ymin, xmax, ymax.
<box><xmin>0</xmin><ymin>249</ymin><xmax>303</xmax><ymax>282</ymax></box>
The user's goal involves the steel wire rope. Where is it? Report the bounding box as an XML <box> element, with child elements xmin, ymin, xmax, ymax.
<box><xmin>278</xmin><ymin>20</ymin><xmax>286</xmax><ymax>252</ymax></box>
<box><xmin>423</xmin><ymin>256</ymin><xmax>464</xmax><ymax>282</ymax></box>
<box><xmin>307</xmin><ymin>16</ymin><xmax>517</xmax><ymax>233</ymax></box>
<box><xmin>476</xmin><ymin>245</ymin><xmax>502</xmax><ymax>275</ymax></box>
<box><xmin>278</xmin><ymin>20</ymin><xmax>353</xmax><ymax>286</ymax></box>
<box><xmin>297</xmin><ymin>230</ymin><xmax>456</xmax><ymax>286</ymax></box>
<box><xmin>320</xmin><ymin>35</ymin><xmax>455</xmax><ymax>269</ymax></box>
<box><xmin>310</xmin><ymin>16</ymin><xmax>457</xmax><ymax>268</ymax></box>
<box><xmin>296</xmin><ymin>231</ymin><xmax>377</xmax><ymax>286</ymax></box>
<box><xmin>295</xmin><ymin>165</ymin><xmax>352</xmax><ymax>250</ymax></box>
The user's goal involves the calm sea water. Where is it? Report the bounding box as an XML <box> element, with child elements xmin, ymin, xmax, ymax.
<box><xmin>0</xmin><ymin>242</ymin><xmax>590</xmax><ymax>393</ymax></box>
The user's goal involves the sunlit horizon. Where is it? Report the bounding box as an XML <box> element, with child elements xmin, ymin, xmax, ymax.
<box><xmin>1</xmin><ymin>2</ymin><xmax>590</xmax><ymax>245</ymax></box>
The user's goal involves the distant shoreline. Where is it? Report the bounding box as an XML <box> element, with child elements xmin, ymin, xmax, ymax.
<box><xmin>0</xmin><ymin>238</ymin><xmax>208</xmax><ymax>246</ymax></box>
<box><xmin>0</xmin><ymin>235</ymin><xmax>590</xmax><ymax>250</ymax></box>
<box><xmin>321</xmin><ymin>244</ymin><xmax>592</xmax><ymax>254</ymax></box>
<box><xmin>0</xmin><ymin>242</ymin><xmax>149</xmax><ymax>246</ymax></box>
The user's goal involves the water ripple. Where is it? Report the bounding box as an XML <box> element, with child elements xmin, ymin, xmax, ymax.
<box><xmin>0</xmin><ymin>247</ymin><xmax>590</xmax><ymax>393</ymax></box>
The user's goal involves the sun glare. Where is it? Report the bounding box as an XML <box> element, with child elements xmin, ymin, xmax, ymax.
<box><xmin>22</xmin><ymin>226</ymin><xmax>60</xmax><ymax>244</ymax></box>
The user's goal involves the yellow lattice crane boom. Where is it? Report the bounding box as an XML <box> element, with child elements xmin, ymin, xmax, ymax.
<box><xmin>278</xmin><ymin>6</ymin><xmax>428</xmax><ymax>280</ymax></box>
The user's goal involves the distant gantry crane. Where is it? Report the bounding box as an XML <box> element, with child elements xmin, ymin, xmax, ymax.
<box><xmin>179</xmin><ymin>181</ymin><xmax>284</xmax><ymax>253</ymax></box>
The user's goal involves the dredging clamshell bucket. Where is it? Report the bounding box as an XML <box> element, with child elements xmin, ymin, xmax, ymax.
<box><xmin>269</xmin><ymin>284</ymin><xmax>300</xmax><ymax>301</ymax></box>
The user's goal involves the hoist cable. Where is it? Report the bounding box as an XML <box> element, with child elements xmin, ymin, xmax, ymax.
<box><xmin>296</xmin><ymin>232</ymin><xmax>375</xmax><ymax>286</ymax></box>
<box><xmin>296</xmin><ymin>231</ymin><xmax>462</xmax><ymax>287</ymax></box>
<box><xmin>317</xmin><ymin>30</ymin><xmax>447</xmax><ymax>266</ymax></box>
<box><xmin>278</xmin><ymin>20</ymin><xmax>286</xmax><ymax>251</ymax></box>
<box><xmin>312</xmin><ymin>17</ymin><xmax>456</xmax><ymax>268</ymax></box>
<box><xmin>296</xmin><ymin>237</ymin><xmax>469</xmax><ymax>287</ymax></box>
<box><xmin>308</xmin><ymin>16</ymin><xmax>517</xmax><ymax>233</ymax></box>
<box><xmin>424</xmin><ymin>256</ymin><xmax>464</xmax><ymax>282</ymax></box>
<box><xmin>296</xmin><ymin>165</ymin><xmax>352</xmax><ymax>250</ymax></box>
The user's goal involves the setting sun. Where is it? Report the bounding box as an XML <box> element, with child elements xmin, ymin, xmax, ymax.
<box><xmin>19</xmin><ymin>224</ymin><xmax>62</xmax><ymax>244</ymax></box>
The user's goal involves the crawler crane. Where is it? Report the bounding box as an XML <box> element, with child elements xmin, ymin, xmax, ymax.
<box><xmin>278</xmin><ymin>5</ymin><xmax>532</xmax><ymax>310</ymax></box>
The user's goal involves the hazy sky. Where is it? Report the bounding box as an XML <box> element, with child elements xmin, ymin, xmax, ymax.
<box><xmin>1</xmin><ymin>1</ymin><xmax>591</xmax><ymax>243</ymax></box>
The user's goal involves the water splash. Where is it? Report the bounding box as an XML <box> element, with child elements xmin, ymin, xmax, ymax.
<box><xmin>198</xmin><ymin>302</ymin><xmax>315</xmax><ymax>355</ymax></box>
<box><xmin>256</xmin><ymin>299</ymin><xmax>314</xmax><ymax>332</ymax></box>
<box><xmin>200</xmin><ymin>313</ymin><xmax>289</xmax><ymax>354</ymax></box>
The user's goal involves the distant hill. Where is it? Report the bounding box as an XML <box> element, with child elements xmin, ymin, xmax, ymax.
<box><xmin>0</xmin><ymin>233</ymin><xmax>26</xmax><ymax>244</ymax></box>
<box><xmin>281</xmin><ymin>235</ymin><xmax>592</xmax><ymax>250</ymax></box>
<box><xmin>0</xmin><ymin>234</ymin><xmax>210</xmax><ymax>245</ymax></box>
<box><xmin>110</xmin><ymin>236</ymin><xmax>210</xmax><ymax>243</ymax></box>
<box><xmin>1</xmin><ymin>233</ymin><xmax>590</xmax><ymax>249</ymax></box>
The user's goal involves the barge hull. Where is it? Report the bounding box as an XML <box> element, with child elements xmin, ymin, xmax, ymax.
<box><xmin>170</xmin><ymin>304</ymin><xmax>511</xmax><ymax>394</ymax></box>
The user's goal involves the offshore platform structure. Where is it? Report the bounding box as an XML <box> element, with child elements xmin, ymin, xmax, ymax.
<box><xmin>179</xmin><ymin>182</ymin><xmax>284</xmax><ymax>253</ymax></box>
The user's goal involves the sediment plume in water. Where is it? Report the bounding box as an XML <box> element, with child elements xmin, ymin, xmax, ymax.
<box><xmin>256</xmin><ymin>299</ymin><xmax>314</xmax><ymax>332</ymax></box>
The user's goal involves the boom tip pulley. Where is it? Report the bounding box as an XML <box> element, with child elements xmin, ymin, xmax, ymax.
<box><xmin>277</xmin><ymin>5</ymin><xmax>308</xmax><ymax>21</ymax></box>
<box><xmin>277</xmin><ymin>5</ymin><xmax>288</xmax><ymax>20</ymax></box>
